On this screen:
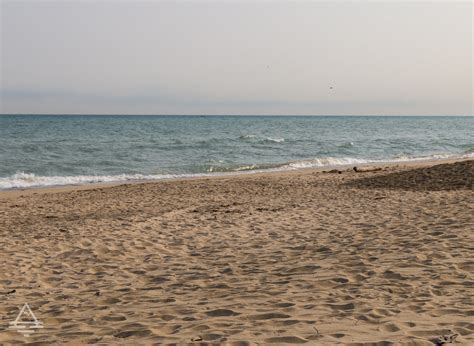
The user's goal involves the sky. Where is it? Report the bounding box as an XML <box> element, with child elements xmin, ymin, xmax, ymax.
<box><xmin>0</xmin><ymin>1</ymin><xmax>472</xmax><ymax>115</ymax></box>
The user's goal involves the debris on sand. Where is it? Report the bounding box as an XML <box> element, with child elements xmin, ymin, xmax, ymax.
<box><xmin>433</xmin><ymin>331</ymin><xmax>458</xmax><ymax>345</ymax></box>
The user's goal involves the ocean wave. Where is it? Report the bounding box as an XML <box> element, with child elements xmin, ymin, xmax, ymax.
<box><xmin>0</xmin><ymin>171</ymin><xmax>196</xmax><ymax>190</ymax></box>
<box><xmin>283</xmin><ymin>157</ymin><xmax>369</xmax><ymax>169</ymax></box>
<box><xmin>206</xmin><ymin>162</ymin><xmax>284</xmax><ymax>173</ymax></box>
<box><xmin>263</xmin><ymin>137</ymin><xmax>285</xmax><ymax>143</ymax></box>
<box><xmin>282</xmin><ymin>152</ymin><xmax>474</xmax><ymax>170</ymax></box>
<box><xmin>238</xmin><ymin>134</ymin><xmax>257</xmax><ymax>140</ymax></box>
<box><xmin>1</xmin><ymin>152</ymin><xmax>472</xmax><ymax>190</ymax></box>
<box><xmin>337</xmin><ymin>141</ymin><xmax>355</xmax><ymax>148</ymax></box>
<box><xmin>238</xmin><ymin>135</ymin><xmax>285</xmax><ymax>143</ymax></box>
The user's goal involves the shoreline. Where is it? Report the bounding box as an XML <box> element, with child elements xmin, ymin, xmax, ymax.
<box><xmin>1</xmin><ymin>156</ymin><xmax>472</xmax><ymax>199</ymax></box>
<box><xmin>0</xmin><ymin>159</ymin><xmax>472</xmax><ymax>344</ymax></box>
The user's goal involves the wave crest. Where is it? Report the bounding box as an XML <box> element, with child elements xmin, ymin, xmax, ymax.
<box><xmin>238</xmin><ymin>135</ymin><xmax>285</xmax><ymax>143</ymax></box>
<box><xmin>263</xmin><ymin>137</ymin><xmax>285</xmax><ymax>143</ymax></box>
<box><xmin>2</xmin><ymin>151</ymin><xmax>473</xmax><ymax>190</ymax></box>
<box><xmin>0</xmin><ymin>172</ymin><xmax>181</xmax><ymax>190</ymax></box>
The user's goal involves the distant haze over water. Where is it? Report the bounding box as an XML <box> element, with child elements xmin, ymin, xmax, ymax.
<box><xmin>1</xmin><ymin>2</ymin><xmax>472</xmax><ymax>115</ymax></box>
<box><xmin>0</xmin><ymin>115</ymin><xmax>472</xmax><ymax>189</ymax></box>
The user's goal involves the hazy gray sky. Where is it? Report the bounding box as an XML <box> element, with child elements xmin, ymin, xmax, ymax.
<box><xmin>1</xmin><ymin>1</ymin><xmax>472</xmax><ymax>115</ymax></box>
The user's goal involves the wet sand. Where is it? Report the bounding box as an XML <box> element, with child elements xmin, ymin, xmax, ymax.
<box><xmin>0</xmin><ymin>160</ymin><xmax>473</xmax><ymax>345</ymax></box>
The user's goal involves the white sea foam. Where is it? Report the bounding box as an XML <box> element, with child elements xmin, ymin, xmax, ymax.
<box><xmin>0</xmin><ymin>172</ymin><xmax>205</xmax><ymax>190</ymax></box>
<box><xmin>1</xmin><ymin>152</ymin><xmax>472</xmax><ymax>190</ymax></box>
<box><xmin>238</xmin><ymin>135</ymin><xmax>285</xmax><ymax>143</ymax></box>
<box><xmin>264</xmin><ymin>137</ymin><xmax>285</xmax><ymax>143</ymax></box>
<box><xmin>284</xmin><ymin>157</ymin><xmax>369</xmax><ymax>169</ymax></box>
<box><xmin>283</xmin><ymin>152</ymin><xmax>474</xmax><ymax>170</ymax></box>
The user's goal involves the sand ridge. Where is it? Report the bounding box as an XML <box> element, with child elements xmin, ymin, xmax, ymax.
<box><xmin>0</xmin><ymin>160</ymin><xmax>473</xmax><ymax>344</ymax></box>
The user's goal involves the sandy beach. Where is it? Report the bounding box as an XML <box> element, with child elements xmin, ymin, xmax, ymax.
<box><xmin>0</xmin><ymin>159</ymin><xmax>473</xmax><ymax>345</ymax></box>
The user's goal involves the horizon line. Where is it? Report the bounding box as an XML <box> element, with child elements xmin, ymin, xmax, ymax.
<box><xmin>1</xmin><ymin>113</ymin><xmax>473</xmax><ymax>117</ymax></box>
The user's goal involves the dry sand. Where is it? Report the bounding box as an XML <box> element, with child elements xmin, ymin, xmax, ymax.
<box><xmin>0</xmin><ymin>160</ymin><xmax>473</xmax><ymax>345</ymax></box>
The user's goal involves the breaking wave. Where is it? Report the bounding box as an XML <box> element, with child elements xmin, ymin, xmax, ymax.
<box><xmin>238</xmin><ymin>135</ymin><xmax>285</xmax><ymax>143</ymax></box>
<box><xmin>1</xmin><ymin>152</ymin><xmax>472</xmax><ymax>190</ymax></box>
<box><xmin>0</xmin><ymin>172</ymin><xmax>203</xmax><ymax>190</ymax></box>
<box><xmin>263</xmin><ymin>137</ymin><xmax>285</xmax><ymax>143</ymax></box>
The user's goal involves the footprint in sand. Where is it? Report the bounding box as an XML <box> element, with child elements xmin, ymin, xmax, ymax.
<box><xmin>265</xmin><ymin>336</ymin><xmax>308</xmax><ymax>344</ymax></box>
<box><xmin>249</xmin><ymin>312</ymin><xmax>291</xmax><ymax>320</ymax></box>
<box><xmin>205</xmin><ymin>309</ymin><xmax>240</xmax><ymax>317</ymax></box>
